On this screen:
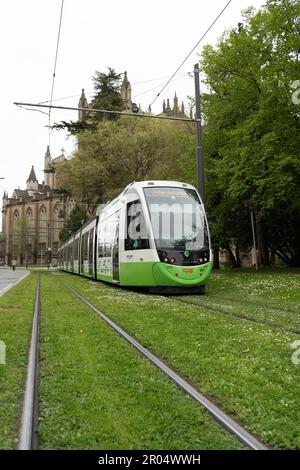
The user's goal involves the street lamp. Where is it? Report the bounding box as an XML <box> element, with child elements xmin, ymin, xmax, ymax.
<box><xmin>47</xmin><ymin>247</ymin><xmax>52</xmax><ymax>268</ymax></box>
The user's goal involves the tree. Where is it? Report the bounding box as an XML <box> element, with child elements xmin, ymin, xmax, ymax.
<box><xmin>10</xmin><ymin>217</ymin><xmax>37</xmax><ymax>265</ymax></box>
<box><xmin>59</xmin><ymin>205</ymin><xmax>87</xmax><ymax>242</ymax></box>
<box><xmin>195</xmin><ymin>0</ymin><xmax>300</xmax><ymax>266</ymax></box>
<box><xmin>52</xmin><ymin>68</ymin><xmax>124</xmax><ymax>135</ymax></box>
<box><xmin>56</xmin><ymin>117</ymin><xmax>192</xmax><ymax>203</ymax></box>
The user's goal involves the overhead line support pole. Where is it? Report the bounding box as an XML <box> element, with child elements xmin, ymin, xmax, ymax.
<box><xmin>194</xmin><ymin>63</ymin><xmax>204</xmax><ymax>203</ymax></box>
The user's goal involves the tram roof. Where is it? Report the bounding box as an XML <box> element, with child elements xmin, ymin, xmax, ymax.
<box><xmin>96</xmin><ymin>180</ymin><xmax>197</xmax><ymax>217</ymax></box>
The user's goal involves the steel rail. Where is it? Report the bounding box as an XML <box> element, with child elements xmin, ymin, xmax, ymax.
<box><xmin>169</xmin><ymin>297</ymin><xmax>300</xmax><ymax>336</ymax></box>
<box><xmin>18</xmin><ymin>274</ymin><xmax>41</xmax><ymax>450</ymax></box>
<box><xmin>63</xmin><ymin>281</ymin><xmax>268</xmax><ymax>451</ymax></box>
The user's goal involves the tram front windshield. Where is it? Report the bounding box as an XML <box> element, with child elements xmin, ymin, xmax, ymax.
<box><xmin>143</xmin><ymin>187</ymin><xmax>209</xmax><ymax>251</ymax></box>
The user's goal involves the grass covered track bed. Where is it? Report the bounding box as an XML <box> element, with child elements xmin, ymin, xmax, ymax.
<box><xmin>0</xmin><ymin>273</ymin><xmax>37</xmax><ymax>449</ymax></box>
<box><xmin>39</xmin><ymin>274</ymin><xmax>241</xmax><ymax>449</ymax></box>
<box><xmin>59</xmin><ymin>270</ymin><xmax>300</xmax><ymax>449</ymax></box>
<box><xmin>183</xmin><ymin>271</ymin><xmax>300</xmax><ymax>333</ymax></box>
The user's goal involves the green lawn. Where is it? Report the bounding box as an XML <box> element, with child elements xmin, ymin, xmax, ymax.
<box><xmin>58</xmin><ymin>270</ymin><xmax>300</xmax><ymax>449</ymax></box>
<box><xmin>186</xmin><ymin>271</ymin><xmax>300</xmax><ymax>332</ymax></box>
<box><xmin>2</xmin><ymin>269</ymin><xmax>298</xmax><ymax>449</ymax></box>
<box><xmin>39</xmin><ymin>274</ymin><xmax>241</xmax><ymax>450</ymax></box>
<box><xmin>0</xmin><ymin>273</ymin><xmax>37</xmax><ymax>449</ymax></box>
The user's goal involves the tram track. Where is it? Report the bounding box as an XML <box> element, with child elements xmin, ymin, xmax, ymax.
<box><xmin>16</xmin><ymin>273</ymin><xmax>271</xmax><ymax>450</ymax></box>
<box><xmin>62</xmin><ymin>280</ymin><xmax>269</xmax><ymax>451</ymax></box>
<box><xmin>207</xmin><ymin>292</ymin><xmax>299</xmax><ymax>317</ymax></box>
<box><xmin>18</xmin><ymin>274</ymin><xmax>41</xmax><ymax>450</ymax></box>
<box><xmin>167</xmin><ymin>296</ymin><xmax>300</xmax><ymax>336</ymax></box>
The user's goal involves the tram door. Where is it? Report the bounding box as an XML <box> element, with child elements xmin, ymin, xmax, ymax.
<box><xmin>88</xmin><ymin>229</ymin><xmax>94</xmax><ymax>276</ymax></box>
<box><xmin>112</xmin><ymin>212</ymin><xmax>120</xmax><ymax>282</ymax></box>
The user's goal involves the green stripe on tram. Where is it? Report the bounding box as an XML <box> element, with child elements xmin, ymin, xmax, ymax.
<box><xmin>119</xmin><ymin>261</ymin><xmax>213</xmax><ymax>287</ymax></box>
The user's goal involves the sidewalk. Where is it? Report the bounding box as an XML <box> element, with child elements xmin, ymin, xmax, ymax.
<box><xmin>0</xmin><ymin>267</ymin><xmax>30</xmax><ymax>297</ymax></box>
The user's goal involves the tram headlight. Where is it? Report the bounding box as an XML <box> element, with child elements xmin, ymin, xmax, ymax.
<box><xmin>170</xmin><ymin>257</ymin><xmax>176</xmax><ymax>264</ymax></box>
<box><xmin>164</xmin><ymin>257</ymin><xmax>169</xmax><ymax>263</ymax></box>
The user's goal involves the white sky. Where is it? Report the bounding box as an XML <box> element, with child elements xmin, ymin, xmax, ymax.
<box><xmin>0</xmin><ymin>0</ymin><xmax>266</xmax><ymax>216</ymax></box>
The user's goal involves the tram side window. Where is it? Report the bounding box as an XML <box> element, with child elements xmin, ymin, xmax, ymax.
<box><xmin>88</xmin><ymin>230</ymin><xmax>94</xmax><ymax>263</ymax></box>
<box><xmin>98</xmin><ymin>216</ymin><xmax>118</xmax><ymax>258</ymax></box>
<box><xmin>106</xmin><ymin>221</ymin><xmax>112</xmax><ymax>258</ymax></box>
<box><xmin>74</xmin><ymin>239</ymin><xmax>79</xmax><ymax>261</ymax></box>
<box><xmin>98</xmin><ymin>224</ymin><xmax>104</xmax><ymax>258</ymax></box>
<box><xmin>125</xmin><ymin>200</ymin><xmax>149</xmax><ymax>250</ymax></box>
<box><xmin>82</xmin><ymin>233</ymin><xmax>88</xmax><ymax>260</ymax></box>
<box><xmin>69</xmin><ymin>243</ymin><xmax>73</xmax><ymax>262</ymax></box>
<box><xmin>103</xmin><ymin>222</ymin><xmax>110</xmax><ymax>258</ymax></box>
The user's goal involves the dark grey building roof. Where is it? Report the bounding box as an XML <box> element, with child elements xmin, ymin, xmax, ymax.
<box><xmin>27</xmin><ymin>165</ymin><xmax>38</xmax><ymax>182</ymax></box>
<box><xmin>14</xmin><ymin>189</ymin><xmax>29</xmax><ymax>198</ymax></box>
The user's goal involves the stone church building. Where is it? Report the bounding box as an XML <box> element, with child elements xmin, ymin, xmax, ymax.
<box><xmin>78</xmin><ymin>71</ymin><xmax>190</xmax><ymax>119</ymax></box>
<box><xmin>1</xmin><ymin>147</ymin><xmax>76</xmax><ymax>266</ymax></box>
<box><xmin>1</xmin><ymin>71</ymin><xmax>190</xmax><ymax>266</ymax></box>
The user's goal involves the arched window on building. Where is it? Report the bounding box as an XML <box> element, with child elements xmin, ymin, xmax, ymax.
<box><xmin>13</xmin><ymin>210</ymin><xmax>20</xmax><ymax>228</ymax></box>
<box><xmin>52</xmin><ymin>204</ymin><xmax>61</xmax><ymax>259</ymax></box>
<box><xmin>38</xmin><ymin>206</ymin><xmax>47</xmax><ymax>264</ymax></box>
<box><xmin>53</xmin><ymin>205</ymin><xmax>60</xmax><ymax>240</ymax></box>
<box><xmin>25</xmin><ymin>207</ymin><xmax>34</xmax><ymax>264</ymax></box>
<box><xmin>39</xmin><ymin>206</ymin><xmax>47</xmax><ymax>243</ymax></box>
<box><xmin>12</xmin><ymin>210</ymin><xmax>20</xmax><ymax>261</ymax></box>
<box><xmin>26</xmin><ymin>207</ymin><xmax>33</xmax><ymax>231</ymax></box>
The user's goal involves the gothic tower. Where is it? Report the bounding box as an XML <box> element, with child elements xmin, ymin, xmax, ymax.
<box><xmin>26</xmin><ymin>166</ymin><xmax>38</xmax><ymax>191</ymax></box>
<box><xmin>78</xmin><ymin>89</ymin><xmax>89</xmax><ymax>121</ymax></box>
<box><xmin>173</xmin><ymin>92</ymin><xmax>179</xmax><ymax>114</ymax></box>
<box><xmin>120</xmin><ymin>71</ymin><xmax>132</xmax><ymax>110</ymax></box>
<box><xmin>44</xmin><ymin>146</ymin><xmax>54</xmax><ymax>189</ymax></box>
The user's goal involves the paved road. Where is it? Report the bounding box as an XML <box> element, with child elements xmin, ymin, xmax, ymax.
<box><xmin>0</xmin><ymin>267</ymin><xmax>29</xmax><ymax>296</ymax></box>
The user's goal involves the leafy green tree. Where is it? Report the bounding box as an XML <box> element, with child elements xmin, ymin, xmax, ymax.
<box><xmin>196</xmin><ymin>0</ymin><xmax>300</xmax><ymax>266</ymax></box>
<box><xmin>10</xmin><ymin>217</ymin><xmax>37</xmax><ymax>265</ymax></box>
<box><xmin>52</xmin><ymin>68</ymin><xmax>123</xmax><ymax>135</ymax></box>
<box><xmin>57</xmin><ymin>117</ymin><xmax>191</xmax><ymax>203</ymax></box>
<box><xmin>59</xmin><ymin>205</ymin><xmax>87</xmax><ymax>242</ymax></box>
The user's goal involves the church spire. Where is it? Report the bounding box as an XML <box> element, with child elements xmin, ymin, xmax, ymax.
<box><xmin>120</xmin><ymin>71</ymin><xmax>132</xmax><ymax>109</ymax></box>
<box><xmin>44</xmin><ymin>145</ymin><xmax>53</xmax><ymax>188</ymax></box>
<box><xmin>26</xmin><ymin>165</ymin><xmax>38</xmax><ymax>191</ymax></box>
<box><xmin>78</xmin><ymin>89</ymin><xmax>89</xmax><ymax>120</ymax></box>
<box><xmin>27</xmin><ymin>165</ymin><xmax>37</xmax><ymax>183</ymax></box>
<box><xmin>173</xmin><ymin>92</ymin><xmax>179</xmax><ymax>114</ymax></box>
<box><xmin>44</xmin><ymin>145</ymin><xmax>51</xmax><ymax>169</ymax></box>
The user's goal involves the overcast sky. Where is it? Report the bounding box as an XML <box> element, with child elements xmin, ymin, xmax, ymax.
<box><xmin>0</xmin><ymin>0</ymin><xmax>267</xmax><ymax>215</ymax></box>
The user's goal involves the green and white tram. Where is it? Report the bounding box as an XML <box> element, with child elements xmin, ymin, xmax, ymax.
<box><xmin>58</xmin><ymin>181</ymin><xmax>212</xmax><ymax>292</ymax></box>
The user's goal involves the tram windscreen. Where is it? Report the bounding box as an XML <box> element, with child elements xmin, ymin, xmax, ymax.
<box><xmin>143</xmin><ymin>187</ymin><xmax>209</xmax><ymax>251</ymax></box>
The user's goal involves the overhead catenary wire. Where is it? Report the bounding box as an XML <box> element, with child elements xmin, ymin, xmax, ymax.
<box><xmin>37</xmin><ymin>72</ymin><xmax>190</xmax><ymax>107</ymax></box>
<box><xmin>14</xmin><ymin>102</ymin><xmax>196</xmax><ymax>122</ymax></box>
<box><xmin>48</xmin><ymin>0</ymin><xmax>65</xmax><ymax>148</ymax></box>
<box><xmin>132</xmin><ymin>73</ymin><xmax>190</xmax><ymax>101</ymax></box>
<box><xmin>147</xmin><ymin>0</ymin><xmax>233</xmax><ymax>111</ymax></box>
